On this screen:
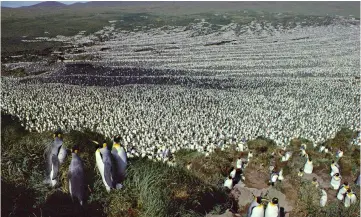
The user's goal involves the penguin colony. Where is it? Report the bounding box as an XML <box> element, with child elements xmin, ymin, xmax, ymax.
<box><xmin>2</xmin><ymin>14</ymin><xmax>360</xmax><ymax>212</ymax></box>
<box><xmin>1</xmin><ymin>17</ymin><xmax>360</xmax><ymax>161</ymax></box>
<box><xmin>223</xmin><ymin>142</ymin><xmax>359</xmax><ymax>216</ymax></box>
<box><xmin>44</xmin><ymin>131</ymin><xmax>128</xmax><ymax>205</ymax></box>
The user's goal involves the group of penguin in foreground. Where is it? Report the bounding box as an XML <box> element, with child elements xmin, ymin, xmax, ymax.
<box><xmin>223</xmin><ymin>143</ymin><xmax>360</xmax><ymax>217</ymax></box>
<box><xmin>44</xmin><ymin>129</ymin><xmax>127</xmax><ymax>206</ymax></box>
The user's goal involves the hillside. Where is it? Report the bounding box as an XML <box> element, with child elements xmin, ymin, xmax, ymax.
<box><xmin>1</xmin><ymin>113</ymin><xmax>360</xmax><ymax>217</ymax></box>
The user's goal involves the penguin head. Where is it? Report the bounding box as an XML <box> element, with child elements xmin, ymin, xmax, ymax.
<box><xmin>344</xmin><ymin>181</ymin><xmax>349</xmax><ymax>186</ymax></box>
<box><xmin>313</xmin><ymin>177</ymin><xmax>317</xmax><ymax>182</ymax></box>
<box><xmin>71</xmin><ymin>145</ymin><xmax>79</xmax><ymax>154</ymax></box>
<box><xmin>256</xmin><ymin>196</ymin><xmax>262</xmax><ymax>204</ymax></box>
<box><xmin>335</xmin><ymin>173</ymin><xmax>340</xmax><ymax>177</ymax></box>
<box><xmin>347</xmin><ymin>188</ymin><xmax>352</xmax><ymax>193</ymax></box>
<box><xmin>113</xmin><ymin>135</ymin><xmax>121</xmax><ymax>143</ymax></box>
<box><xmin>308</xmin><ymin>157</ymin><xmax>312</xmax><ymax>162</ymax></box>
<box><xmin>299</xmin><ymin>168</ymin><xmax>303</xmax><ymax>172</ymax></box>
<box><xmin>272</xmin><ymin>197</ymin><xmax>279</xmax><ymax>204</ymax></box>
<box><xmin>331</xmin><ymin>160</ymin><xmax>335</xmax><ymax>164</ymax></box>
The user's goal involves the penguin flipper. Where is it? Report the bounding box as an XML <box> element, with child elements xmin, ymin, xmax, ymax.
<box><xmin>104</xmin><ymin>163</ymin><xmax>114</xmax><ymax>189</ymax></box>
<box><xmin>51</xmin><ymin>154</ymin><xmax>60</xmax><ymax>180</ymax></box>
<box><xmin>44</xmin><ymin>142</ymin><xmax>53</xmax><ymax>173</ymax></box>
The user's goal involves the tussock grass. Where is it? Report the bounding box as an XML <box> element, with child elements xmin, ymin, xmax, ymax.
<box><xmin>2</xmin><ymin>113</ymin><xmax>359</xmax><ymax>217</ymax></box>
<box><xmin>1</xmin><ymin>114</ymin><xmax>234</xmax><ymax>217</ymax></box>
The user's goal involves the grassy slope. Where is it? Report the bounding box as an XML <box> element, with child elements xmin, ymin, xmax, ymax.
<box><xmin>2</xmin><ymin>113</ymin><xmax>360</xmax><ymax>217</ymax></box>
<box><xmin>1</xmin><ymin>114</ymin><xmax>234</xmax><ymax>217</ymax></box>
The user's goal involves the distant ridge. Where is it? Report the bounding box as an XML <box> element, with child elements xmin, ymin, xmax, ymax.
<box><xmin>26</xmin><ymin>1</ymin><xmax>67</xmax><ymax>8</ymax></box>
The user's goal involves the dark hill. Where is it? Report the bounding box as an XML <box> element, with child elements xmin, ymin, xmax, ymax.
<box><xmin>27</xmin><ymin>1</ymin><xmax>66</xmax><ymax>8</ymax></box>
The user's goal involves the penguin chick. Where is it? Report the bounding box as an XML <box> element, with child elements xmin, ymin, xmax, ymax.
<box><xmin>68</xmin><ymin>145</ymin><xmax>85</xmax><ymax>206</ymax></box>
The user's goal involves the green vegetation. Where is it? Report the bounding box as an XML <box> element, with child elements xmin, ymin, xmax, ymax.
<box><xmin>1</xmin><ymin>114</ymin><xmax>234</xmax><ymax>217</ymax></box>
<box><xmin>1</xmin><ymin>113</ymin><xmax>360</xmax><ymax>217</ymax></box>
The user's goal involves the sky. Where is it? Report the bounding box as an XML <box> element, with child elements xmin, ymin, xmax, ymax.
<box><xmin>1</xmin><ymin>1</ymin><xmax>86</xmax><ymax>8</ymax></box>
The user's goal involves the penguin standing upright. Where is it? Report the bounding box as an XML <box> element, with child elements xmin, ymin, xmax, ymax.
<box><xmin>236</xmin><ymin>157</ymin><xmax>243</xmax><ymax>169</ymax></box>
<box><xmin>320</xmin><ymin>188</ymin><xmax>327</xmax><ymax>207</ymax></box>
<box><xmin>336</xmin><ymin>148</ymin><xmax>343</xmax><ymax>158</ymax></box>
<box><xmin>330</xmin><ymin>173</ymin><xmax>342</xmax><ymax>190</ymax></box>
<box><xmin>337</xmin><ymin>182</ymin><xmax>350</xmax><ymax>200</ymax></box>
<box><xmin>330</xmin><ymin>161</ymin><xmax>340</xmax><ymax>176</ymax></box>
<box><xmin>248</xmin><ymin>197</ymin><xmax>264</xmax><ymax>217</ymax></box>
<box><xmin>111</xmin><ymin>136</ymin><xmax>127</xmax><ymax>189</ymax></box>
<box><xmin>95</xmin><ymin>141</ymin><xmax>114</xmax><ymax>192</ymax></box>
<box><xmin>343</xmin><ymin>188</ymin><xmax>357</xmax><ymax>207</ymax></box>
<box><xmin>269</xmin><ymin>170</ymin><xmax>279</xmax><ymax>186</ymax></box>
<box><xmin>233</xmin><ymin>168</ymin><xmax>245</xmax><ymax>185</ymax></box>
<box><xmin>304</xmin><ymin>157</ymin><xmax>313</xmax><ymax>174</ymax></box>
<box><xmin>278</xmin><ymin>168</ymin><xmax>284</xmax><ymax>181</ymax></box>
<box><xmin>229</xmin><ymin>167</ymin><xmax>236</xmax><ymax>179</ymax></box>
<box><xmin>224</xmin><ymin>176</ymin><xmax>233</xmax><ymax>190</ymax></box>
<box><xmin>45</xmin><ymin>130</ymin><xmax>67</xmax><ymax>187</ymax></box>
<box><xmin>265</xmin><ymin>197</ymin><xmax>279</xmax><ymax>217</ymax></box>
<box><xmin>68</xmin><ymin>145</ymin><xmax>85</xmax><ymax>206</ymax></box>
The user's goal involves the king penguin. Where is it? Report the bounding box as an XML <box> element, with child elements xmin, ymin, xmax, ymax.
<box><xmin>330</xmin><ymin>173</ymin><xmax>342</xmax><ymax>190</ymax></box>
<box><xmin>265</xmin><ymin>197</ymin><xmax>279</xmax><ymax>217</ymax></box>
<box><xmin>337</xmin><ymin>182</ymin><xmax>350</xmax><ymax>200</ymax></box>
<box><xmin>330</xmin><ymin>160</ymin><xmax>340</xmax><ymax>177</ymax></box>
<box><xmin>343</xmin><ymin>188</ymin><xmax>357</xmax><ymax>207</ymax></box>
<box><xmin>45</xmin><ymin>129</ymin><xmax>67</xmax><ymax>187</ymax></box>
<box><xmin>248</xmin><ymin>196</ymin><xmax>264</xmax><ymax>217</ymax></box>
<box><xmin>111</xmin><ymin>135</ymin><xmax>128</xmax><ymax>189</ymax></box>
<box><xmin>320</xmin><ymin>188</ymin><xmax>327</xmax><ymax>207</ymax></box>
<box><xmin>303</xmin><ymin>157</ymin><xmax>313</xmax><ymax>174</ymax></box>
<box><xmin>95</xmin><ymin>141</ymin><xmax>114</xmax><ymax>192</ymax></box>
<box><xmin>68</xmin><ymin>145</ymin><xmax>85</xmax><ymax>206</ymax></box>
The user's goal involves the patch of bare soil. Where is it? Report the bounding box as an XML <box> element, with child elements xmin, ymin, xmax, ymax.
<box><xmin>243</xmin><ymin>164</ymin><xmax>269</xmax><ymax>189</ymax></box>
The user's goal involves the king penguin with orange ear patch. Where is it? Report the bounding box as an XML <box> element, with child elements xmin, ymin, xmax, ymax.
<box><xmin>44</xmin><ymin>129</ymin><xmax>67</xmax><ymax>187</ymax></box>
<box><xmin>248</xmin><ymin>196</ymin><xmax>264</xmax><ymax>217</ymax></box>
<box><xmin>265</xmin><ymin>197</ymin><xmax>279</xmax><ymax>217</ymax></box>
<box><xmin>68</xmin><ymin>145</ymin><xmax>85</xmax><ymax>206</ymax></box>
<box><xmin>95</xmin><ymin>141</ymin><xmax>114</xmax><ymax>192</ymax></box>
<box><xmin>111</xmin><ymin>135</ymin><xmax>127</xmax><ymax>189</ymax></box>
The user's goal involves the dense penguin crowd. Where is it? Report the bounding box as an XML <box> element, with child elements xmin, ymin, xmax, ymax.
<box><xmin>1</xmin><ymin>71</ymin><xmax>359</xmax><ymax>160</ymax></box>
